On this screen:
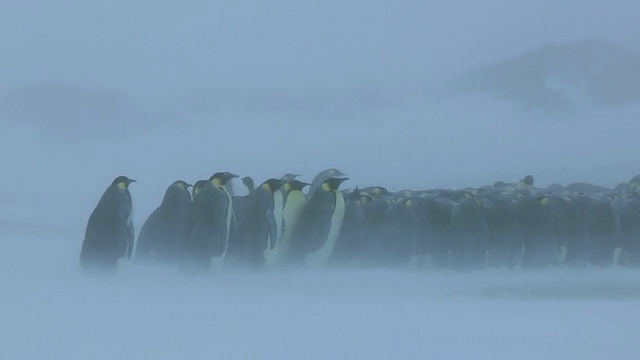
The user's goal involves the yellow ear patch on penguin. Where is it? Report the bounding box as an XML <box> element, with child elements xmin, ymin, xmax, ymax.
<box><xmin>211</xmin><ymin>178</ymin><xmax>223</xmax><ymax>187</ymax></box>
<box><xmin>117</xmin><ymin>182</ymin><xmax>128</xmax><ymax>190</ymax></box>
<box><xmin>321</xmin><ymin>182</ymin><xmax>331</xmax><ymax>191</ymax></box>
<box><xmin>261</xmin><ymin>183</ymin><xmax>271</xmax><ymax>191</ymax></box>
<box><xmin>539</xmin><ymin>197</ymin><xmax>549</xmax><ymax>205</ymax></box>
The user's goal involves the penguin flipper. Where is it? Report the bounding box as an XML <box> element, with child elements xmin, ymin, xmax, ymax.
<box><xmin>126</xmin><ymin>215</ymin><xmax>134</xmax><ymax>260</ymax></box>
<box><xmin>265</xmin><ymin>209</ymin><xmax>278</xmax><ymax>250</ymax></box>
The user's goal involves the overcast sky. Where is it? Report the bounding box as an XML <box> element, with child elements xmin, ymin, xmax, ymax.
<box><xmin>1</xmin><ymin>0</ymin><xmax>639</xmax><ymax>229</ymax></box>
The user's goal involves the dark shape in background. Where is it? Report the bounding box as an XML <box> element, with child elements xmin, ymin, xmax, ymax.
<box><xmin>446</xmin><ymin>41</ymin><xmax>640</xmax><ymax>119</ymax></box>
<box><xmin>0</xmin><ymin>83</ymin><xmax>185</xmax><ymax>138</ymax></box>
<box><xmin>177</xmin><ymin>87</ymin><xmax>401</xmax><ymax>121</ymax></box>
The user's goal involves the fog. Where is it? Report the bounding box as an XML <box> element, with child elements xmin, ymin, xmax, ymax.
<box><xmin>1</xmin><ymin>1</ymin><xmax>640</xmax><ymax>358</ymax></box>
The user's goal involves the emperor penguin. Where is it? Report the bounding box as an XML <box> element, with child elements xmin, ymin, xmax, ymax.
<box><xmin>516</xmin><ymin>175</ymin><xmax>536</xmax><ymax>197</ymax></box>
<box><xmin>80</xmin><ymin>175</ymin><xmax>136</xmax><ymax>273</ymax></box>
<box><xmin>239</xmin><ymin>178</ymin><xmax>285</xmax><ymax>268</ymax></box>
<box><xmin>308</xmin><ymin>168</ymin><xmax>347</xmax><ymax>196</ymax></box>
<box><xmin>135</xmin><ymin>180</ymin><xmax>192</xmax><ymax>264</ymax></box>
<box><xmin>292</xmin><ymin>177</ymin><xmax>349</xmax><ymax>268</ymax></box>
<box><xmin>280</xmin><ymin>173</ymin><xmax>301</xmax><ymax>181</ymax></box>
<box><xmin>209</xmin><ymin>171</ymin><xmax>238</xmax><ymax>269</ymax></box>
<box><xmin>180</xmin><ymin>173</ymin><xmax>237</xmax><ymax>272</ymax></box>
<box><xmin>180</xmin><ymin>180</ymin><xmax>218</xmax><ymax>272</ymax></box>
<box><xmin>241</xmin><ymin>176</ymin><xmax>255</xmax><ymax>195</ymax></box>
<box><xmin>269</xmin><ymin>179</ymin><xmax>309</xmax><ymax>266</ymax></box>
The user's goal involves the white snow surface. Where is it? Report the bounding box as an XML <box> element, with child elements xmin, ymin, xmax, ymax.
<box><xmin>2</xmin><ymin>229</ymin><xmax>639</xmax><ymax>360</ymax></box>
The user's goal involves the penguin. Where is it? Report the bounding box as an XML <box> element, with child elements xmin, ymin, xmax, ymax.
<box><xmin>272</xmin><ymin>179</ymin><xmax>309</xmax><ymax>266</ymax></box>
<box><xmin>515</xmin><ymin>175</ymin><xmax>536</xmax><ymax>197</ymax></box>
<box><xmin>563</xmin><ymin>194</ymin><xmax>593</xmax><ymax>266</ymax></box>
<box><xmin>227</xmin><ymin>180</ymin><xmax>254</xmax><ymax>267</ymax></box>
<box><xmin>272</xmin><ymin>183</ymin><xmax>285</xmax><ymax>251</ymax></box>
<box><xmin>180</xmin><ymin>180</ymin><xmax>219</xmax><ymax>272</ymax></box>
<box><xmin>360</xmin><ymin>196</ymin><xmax>396</xmax><ymax>267</ymax></box>
<box><xmin>237</xmin><ymin>178</ymin><xmax>284</xmax><ymax>268</ymax></box>
<box><xmin>180</xmin><ymin>172</ymin><xmax>237</xmax><ymax>272</ymax></box>
<box><xmin>587</xmin><ymin>195</ymin><xmax>621</xmax><ymax>266</ymax></box>
<box><xmin>80</xmin><ymin>175</ymin><xmax>136</xmax><ymax>273</ymax></box>
<box><xmin>242</xmin><ymin>176</ymin><xmax>255</xmax><ymax>195</ymax></box>
<box><xmin>359</xmin><ymin>186</ymin><xmax>389</xmax><ymax>197</ymax></box>
<box><xmin>449</xmin><ymin>198</ymin><xmax>490</xmax><ymax>270</ymax></box>
<box><xmin>480</xmin><ymin>194</ymin><xmax>523</xmax><ymax>268</ymax></box>
<box><xmin>332</xmin><ymin>187</ymin><xmax>365</xmax><ymax>267</ymax></box>
<box><xmin>514</xmin><ymin>194</ymin><xmax>557</xmax><ymax>268</ymax></box>
<box><xmin>280</xmin><ymin>173</ymin><xmax>301</xmax><ymax>181</ymax></box>
<box><xmin>135</xmin><ymin>180</ymin><xmax>192</xmax><ymax>264</ymax></box>
<box><xmin>539</xmin><ymin>194</ymin><xmax>573</xmax><ymax>266</ymax></box>
<box><xmin>291</xmin><ymin>177</ymin><xmax>348</xmax><ymax>268</ymax></box>
<box><xmin>619</xmin><ymin>193</ymin><xmax>640</xmax><ymax>265</ymax></box>
<box><xmin>209</xmin><ymin>171</ymin><xmax>238</xmax><ymax>268</ymax></box>
<box><xmin>308</xmin><ymin>168</ymin><xmax>346</xmax><ymax>195</ymax></box>
<box><xmin>412</xmin><ymin>196</ymin><xmax>453</xmax><ymax>269</ymax></box>
<box><xmin>384</xmin><ymin>197</ymin><xmax>422</xmax><ymax>268</ymax></box>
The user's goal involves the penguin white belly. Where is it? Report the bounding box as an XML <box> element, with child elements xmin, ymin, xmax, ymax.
<box><xmin>211</xmin><ymin>186</ymin><xmax>233</xmax><ymax>270</ymax></box>
<box><xmin>305</xmin><ymin>192</ymin><xmax>345</xmax><ymax>268</ymax></box>
<box><xmin>265</xmin><ymin>191</ymin><xmax>306</xmax><ymax>268</ymax></box>
<box><xmin>280</xmin><ymin>191</ymin><xmax>306</xmax><ymax>254</ymax></box>
<box><xmin>273</xmin><ymin>190</ymin><xmax>284</xmax><ymax>247</ymax></box>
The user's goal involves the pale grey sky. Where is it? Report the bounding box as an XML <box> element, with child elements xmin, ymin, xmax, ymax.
<box><xmin>1</xmin><ymin>0</ymin><xmax>639</xmax><ymax>229</ymax></box>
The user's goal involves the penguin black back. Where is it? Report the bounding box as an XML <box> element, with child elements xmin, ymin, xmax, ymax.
<box><xmin>291</xmin><ymin>177</ymin><xmax>348</xmax><ymax>262</ymax></box>
<box><xmin>180</xmin><ymin>180</ymin><xmax>228</xmax><ymax>272</ymax></box>
<box><xmin>80</xmin><ymin>176</ymin><xmax>136</xmax><ymax>273</ymax></box>
<box><xmin>135</xmin><ymin>180</ymin><xmax>192</xmax><ymax>264</ymax></box>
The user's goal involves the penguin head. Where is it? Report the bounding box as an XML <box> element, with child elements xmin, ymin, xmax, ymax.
<box><xmin>360</xmin><ymin>192</ymin><xmax>374</xmax><ymax>205</ymax></box>
<box><xmin>348</xmin><ymin>187</ymin><xmax>361</xmax><ymax>202</ymax></box>
<box><xmin>318</xmin><ymin>168</ymin><xmax>346</xmax><ymax>178</ymax></box>
<box><xmin>287</xmin><ymin>180</ymin><xmax>310</xmax><ymax>191</ymax></box>
<box><xmin>328</xmin><ymin>168</ymin><xmax>346</xmax><ymax>177</ymax></box>
<box><xmin>242</xmin><ymin>176</ymin><xmax>254</xmax><ymax>186</ymax></box>
<box><xmin>210</xmin><ymin>172</ymin><xmax>238</xmax><ymax>186</ymax></box>
<box><xmin>523</xmin><ymin>175</ymin><xmax>534</xmax><ymax>186</ymax></box>
<box><xmin>280</xmin><ymin>173</ymin><xmax>301</xmax><ymax>181</ymax></box>
<box><xmin>112</xmin><ymin>176</ymin><xmax>136</xmax><ymax>190</ymax></box>
<box><xmin>173</xmin><ymin>180</ymin><xmax>192</xmax><ymax>190</ymax></box>
<box><xmin>362</xmin><ymin>186</ymin><xmax>389</xmax><ymax>197</ymax></box>
<box><xmin>322</xmin><ymin>177</ymin><xmax>349</xmax><ymax>191</ymax></box>
<box><xmin>192</xmin><ymin>179</ymin><xmax>209</xmax><ymax>197</ymax></box>
<box><xmin>261</xmin><ymin>178</ymin><xmax>285</xmax><ymax>192</ymax></box>
<box><xmin>396</xmin><ymin>189</ymin><xmax>414</xmax><ymax>198</ymax></box>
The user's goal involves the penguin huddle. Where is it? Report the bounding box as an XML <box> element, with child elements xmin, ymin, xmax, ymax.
<box><xmin>80</xmin><ymin>171</ymin><xmax>640</xmax><ymax>273</ymax></box>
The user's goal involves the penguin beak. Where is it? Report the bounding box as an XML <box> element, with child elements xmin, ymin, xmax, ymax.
<box><xmin>129</xmin><ymin>179</ymin><xmax>137</xmax><ymax>184</ymax></box>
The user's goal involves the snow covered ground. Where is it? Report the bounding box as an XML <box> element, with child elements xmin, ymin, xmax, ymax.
<box><xmin>2</xmin><ymin>227</ymin><xmax>639</xmax><ymax>360</ymax></box>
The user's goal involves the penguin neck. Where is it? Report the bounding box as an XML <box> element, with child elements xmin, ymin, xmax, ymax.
<box><xmin>211</xmin><ymin>178</ymin><xmax>225</xmax><ymax>188</ymax></box>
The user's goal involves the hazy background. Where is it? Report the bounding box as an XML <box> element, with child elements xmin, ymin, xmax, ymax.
<box><xmin>1</xmin><ymin>2</ymin><xmax>640</xmax><ymax>358</ymax></box>
<box><xmin>2</xmin><ymin>2</ymin><xmax>639</xmax><ymax>222</ymax></box>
